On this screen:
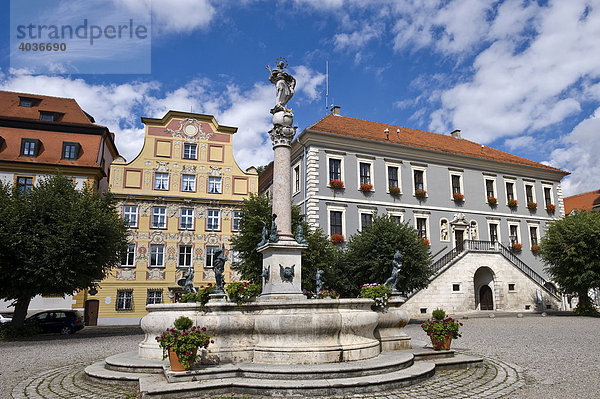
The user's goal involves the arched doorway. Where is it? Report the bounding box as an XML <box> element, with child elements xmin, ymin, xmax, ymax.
<box><xmin>479</xmin><ymin>286</ymin><xmax>493</xmax><ymax>310</ymax></box>
<box><xmin>474</xmin><ymin>266</ymin><xmax>495</xmax><ymax>311</ymax></box>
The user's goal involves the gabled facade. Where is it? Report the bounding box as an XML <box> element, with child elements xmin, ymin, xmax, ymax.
<box><xmin>288</xmin><ymin>109</ymin><xmax>570</xmax><ymax>315</ymax></box>
<box><xmin>0</xmin><ymin>90</ymin><xmax>119</xmax><ymax>313</ymax></box>
<box><xmin>563</xmin><ymin>189</ymin><xmax>600</xmax><ymax>214</ymax></box>
<box><xmin>90</xmin><ymin>111</ymin><xmax>257</xmax><ymax>325</ymax></box>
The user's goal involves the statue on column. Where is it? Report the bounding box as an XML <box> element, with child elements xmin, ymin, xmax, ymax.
<box><xmin>267</xmin><ymin>58</ymin><xmax>296</xmax><ymax>114</ymax></box>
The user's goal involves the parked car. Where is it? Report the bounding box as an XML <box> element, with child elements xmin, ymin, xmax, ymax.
<box><xmin>26</xmin><ymin>310</ymin><xmax>84</xmax><ymax>335</ymax></box>
<box><xmin>0</xmin><ymin>313</ymin><xmax>13</xmax><ymax>324</ymax></box>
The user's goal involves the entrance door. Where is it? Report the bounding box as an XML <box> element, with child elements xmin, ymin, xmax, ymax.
<box><xmin>84</xmin><ymin>299</ymin><xmax>99</xmax><ymax>326</ymax></box>
<box><xmin>455</xmin><ymin>229</ymin><xmax>465</xmax><ymax>252</ymax></box>
<box><xmin>479</xmin><ymin>286</ymin><xmax>493</xmax><ymax>310</ymax></box>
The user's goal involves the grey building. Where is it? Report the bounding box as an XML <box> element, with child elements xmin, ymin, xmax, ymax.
<box><xmin>287</xmin><ymin>108</ymin><xmax>569</xmax><ymax>315</ymax></box>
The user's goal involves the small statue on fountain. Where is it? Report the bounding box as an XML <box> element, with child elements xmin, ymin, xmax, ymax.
<box><xmin>269</xmin><ymin>214</ymin><xmax>279</xmax><ymax>243</ymax></box>
<box><xmin>213</xmin><ymin>244</ymin><xmax>227</xmax><ymax>294</ymax></box>
<box><xmin>295</xmin><ymin>215</ymin><xmax>307</xmax><ymax>245</ymax></box>
<box><xmin>257</xmin><ymin>220</ymin><xmax>269</xmax><ymax>248</ymax></box>
<box><xmin>384</xmin><ymin>250</ymin><xmax>403</xmax><ymax>292</ymax></box>
<box><xmin>315</xmin><ymin>269</ymin><xmax>324</xmax><ymax>294</ymax></box>
<box><xmin>182</xmin><ymin>267</ymin><xmax>196</xmax><ymax>294</ymax></box>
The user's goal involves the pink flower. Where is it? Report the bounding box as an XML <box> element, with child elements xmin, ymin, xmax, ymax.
<box><xmin>205</xmin><ymin>339</ymin><xmax>210</xmax><ymax>345</ymax></box>
<box><xmin>210</xmin><ymin>340</ymin><xmax>214</xmax><ymax>343</ymax></box>
<box><xmin>201</xmin><ymin>327</ymin><xmax>207</xmax><ymax>331</ymax></box>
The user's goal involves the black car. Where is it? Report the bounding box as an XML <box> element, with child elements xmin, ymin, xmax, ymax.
<box><xmin>26</xmin><ymin>310</ymin><xmax>84</xmax><ymax>335</ymax></box>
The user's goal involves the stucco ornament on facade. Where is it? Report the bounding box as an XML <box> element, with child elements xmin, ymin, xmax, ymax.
<box><xmin>165</xmin><ymin>118</ymin><xmax>214</xmax><ymax>142</ymax></box>
<box><xmin>153</xmin><ymin>161</ymin><xmax>170</xmax><ymax>173</ymax></box>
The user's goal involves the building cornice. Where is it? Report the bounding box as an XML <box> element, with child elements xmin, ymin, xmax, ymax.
<box><xmin>141</xmin><ymin>111</ymin><xmax>238</xmax><ymax>134</ymax></box>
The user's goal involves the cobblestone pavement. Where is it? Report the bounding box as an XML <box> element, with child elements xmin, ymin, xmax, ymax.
<box><xmin>9</xmin><ymin>353</ymin><xmax>524</xmax><ymax>399</ymax></box>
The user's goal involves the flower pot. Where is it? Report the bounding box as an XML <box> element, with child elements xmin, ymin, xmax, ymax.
<box><xmin>431</xmin><ymin>336</ymin><xmax>452</xmax><ymax>351</ymax></box>
<box><xmin>168</xmin><ymin>347</ymin><xmax>197</xmax><ymax>371</ymax></box>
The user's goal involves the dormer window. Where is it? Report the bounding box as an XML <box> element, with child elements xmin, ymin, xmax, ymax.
<box><xmin>0</xmin><ymin>136</ymin><xmax>5</xmax><ymax>150</ymax></box>
<box><xmin>62</xmin><ymin>142</ymin><xmax>80</xmax><ymax>160</ymax></box>
<box><xmin>20</xmin><ymin>138</ymin><xmax>41</xmax><ymax>157</ymax></box>
<box><xmin>19</xmin><ymin>96</ymin><xmax>40</xmax><ymax>107</ymax></box>
<box><xmin>39</xmin><ymin>111</ymin><xmax>63</xmax><ymax>121</ymax></box>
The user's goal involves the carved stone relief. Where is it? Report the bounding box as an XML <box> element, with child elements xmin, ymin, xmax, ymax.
<box><xmin>147</xmin><ymin>269</ymin><xmax>165</xmax><ymax>281</ymax></box>
<box><xmin>116</xmin><ymin>269</ymin><xmax>136</xmax><ymax>281</ymax></box>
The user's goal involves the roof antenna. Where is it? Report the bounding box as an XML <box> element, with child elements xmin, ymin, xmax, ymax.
<box><xmin>325</xmin><ymin>60</ymin><xmax>329</xmax><ymax>114</ymax></box>
<box><xmin>190</xmin><ymin>105</ymin><xmax>193</xmax><ymax>113</ymax></box>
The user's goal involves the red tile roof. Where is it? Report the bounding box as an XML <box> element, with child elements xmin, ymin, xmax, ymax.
<box><xmin>0</xmin><ymin>90</ymin><xmax>94</xmax><ymax>124</ymax></box>
<box><xmin>563</xmin><ymin>189</ymin><xmax>600</xmax><ymax>214</ymax></box>
<box><xmin>306</xmin><ymin>114</ymin><xmax>568</xmax><ymax>174</ymax></box>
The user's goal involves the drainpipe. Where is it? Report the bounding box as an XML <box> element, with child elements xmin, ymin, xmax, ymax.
<box><xmin>302</xmin><ymin>140</ymin><xmax>307</xmax><ymax>216</ymax></box>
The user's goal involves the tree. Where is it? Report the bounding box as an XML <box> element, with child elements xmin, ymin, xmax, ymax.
<box><xmin>230</xmin><ymin>193</ymin><xmax>339</xmax><ymax>290</ymax></box>
<box><xmin>0</xmin><ymin>174</ymin><xmax>129</xmax><ymax>326</ymax></box>
<box><xmin>342</xmin><ymin>214</ymin><xmax>432</xmax><ymax>297</ymax></box>
<box><xmin>540</xmin><ymin>211</ymin><xmax>600</xmax><ymax>315</ymax></box>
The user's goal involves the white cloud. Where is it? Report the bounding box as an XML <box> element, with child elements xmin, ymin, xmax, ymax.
<box><xmin>547</xmin><ymin>109</ymin><xmax>600</xmax><ymax>196</ymax></box>
<box><xmin>0</xmin><ymin>64</ymin><xmax>324</xmax><ymax>170</ymax></box>
<box><xmin>334</xmin><ymin>24</ymin><xmax>380</xmax><ymax>52</ymax></box>
<box><xmin>503</xmin><ymin>135</ymin><xmax>535</xmax><ymax>152</ymax></box>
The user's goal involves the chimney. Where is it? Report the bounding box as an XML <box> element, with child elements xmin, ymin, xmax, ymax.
<box><xmin>450</xmin><ymin>129</ymin><xmax>461</xmax><ymax>138</ymax></box>
<box><xmin>331</xmin><ymin>105</ymin><xmax>341</xmax><ymax>116</ymax></box>
<box><xmin>384</xmin><ymin>128</ymin><xmax>389</xmax><ymax>140</ymax></box>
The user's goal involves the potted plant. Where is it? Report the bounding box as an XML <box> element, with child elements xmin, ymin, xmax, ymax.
<box><xmin>226</xmin><ymin>281</ymin><xmax>261</xmax><ymax>305</ymax></box>
<box><xmin>421</xmin><ymin>309</ymin><xmax>462</xmax><ymax>350</ymax></box>
<box><xmin>155</xmin><ymin>316</ymin><xmax>213</xmax><ymax>371</ymax></box>
<box><xmin>359</xmin><ymin>183</ymin><xmax>373</xmax><ymax>192</ymax></box>
<box><xmin>452</xmin><ymin>192</ymin><xmax>464</xmax><ymax>202</ymax></box>
<box><xmin>487</xmin><ymin>196</ymin><xmax>497</xmax><ymax>206</ymax></box>
<box><xmin>359</xmin><ymin>283</ymin><xmax>392</xmax><ymax>311</ymax></box>
<box><xmin>419</xmin><ymin>237</ymin><xmax>430</xmax><ymax>248</ymax></box>
<box><xmin>389</xmin><ymin>185</ymin><xmax>401</xmax><ymax>197</ymax></box>
<box><xmin>546</xmin><ymin>203</ymin><xmax>556</xmax><ymax>214</ymax></box>
<box><xmin>527</xmin><ymin>201</ymin><xmax>537</xmax><ymax>211</ymax></box>
<box><xmin>329</xmin><ymin>179</ymin><xmax>344</xmax><ymax>190</ymax></box>
<box><xmin>531</xmin><ymin>244</ymin><xmax>542</xmax><ymax>255</ymax></box>
<box><xmin>507</xmin><ymin>199</ymin><xmax>518</xmax><ymax>209</ymax></box>
<box><xmin>330</xmin><ymin>233</ymin><xmax>345</xmax><ymax>244</ymax></box>
<box><xmin>179</xmin><ymin>284</ymin><xmax>215</xmax><ymax>310</ymax></box>
<box><xmin>415</xmin><ymin>188</ymin><xmax>427</xmax><ymax>200</ymax></box>
<box><xmin>511</xmin><ymin>242</ymin><xmax>522</xmax><ymax>252</ymax></box>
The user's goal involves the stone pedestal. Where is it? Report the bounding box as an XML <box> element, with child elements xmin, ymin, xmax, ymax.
<box><xmin>258</xmin><ymin>240</ymin><xmax>307</xmax><ymax>300</ymax></box>
<box><xmin>208</xmin><ymin>293</ymin><xmax>227</xmax><ymax>303</ymax></box>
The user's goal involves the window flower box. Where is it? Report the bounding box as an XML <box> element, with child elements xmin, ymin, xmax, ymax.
<box><xmin>359</xmin><ymin>183</ymin><xmax>373</xmax><ymax>192</ymax></box>
<box><xmin>329</xmin><ymin>179</ymin><xmax>344</xmax><ymax>190</ymax></box>
<box><xmin>531</xmin><ymin>244</ymin><xmax>542</xmax><ymax>255</ymax></box>
<box><xmin>546</xmin><ymin>203</ymin><xmax>556</xmax><ymax>214</ymax></box>
<box><xmin>511</xmin><ymin>242</ymin><xmax>522</xmax><ymax>252</ymax></box>
<box><xmin>527</xmin><ymin>201</ymin><xmax>537</xmax><ymax>211</ymax></box>
<box><xmin>330</xmin><ymin>233</ymin><xmax>345</xmax><ymax>244</ymax></box>
<box><xmin>507</xmin><ymin>199</ymin><xmax>518</xmax><ymax>209</ymax></box>
<box><xmin>452</xmin><ymin>192</ymin><xmax>465</xmax><ymax>202</ymax></box>
<box><xmin>389</xmin><ymin>185</ymin><xmax>401</xmax><ymax>197</ymax></box>
<box><xmin>415</xmin><ymin>188</ymin><xmax>427</xmax><ymax>200</ymax></box>
<box><xmin>419</xmin><ymin>237</ymin><xmax>430</xmax><ymax>248</ymax></box>
<box><xmin>487</xmin><ymin>196</ymin><xmax>497</xmax><ymax>206</ymax></box>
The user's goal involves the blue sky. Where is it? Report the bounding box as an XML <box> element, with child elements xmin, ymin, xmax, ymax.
<box><xmin>1</xmin><ymin>0</ymin><xmax>600</xmax><ymax>196</ymax></box>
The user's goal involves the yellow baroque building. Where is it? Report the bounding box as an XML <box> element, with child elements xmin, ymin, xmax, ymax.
<box><xmin>91</xmin><ymin>111</ymin><xmax>257</xmax><ymax>325</ymax></box>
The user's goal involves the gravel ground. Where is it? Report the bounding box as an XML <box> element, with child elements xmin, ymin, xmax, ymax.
<box><xmin>405</xmin><ymin>314</ymin><xmax>600</xmax><ymax>398</ymax></box>
<box><xmin>0</xmin><ymin>326</ymin><xmax>144</xmax><ymax>399</ymax></box>
<box><xmin>1</xmin><ymin>315</ymin><xmax>599</xmax><ymax>398</ymax></box>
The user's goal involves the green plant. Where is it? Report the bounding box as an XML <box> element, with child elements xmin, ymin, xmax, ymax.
<box><xmin>330</xmin><ymin>179</ymin><xmax>344</xmax><ymax>189</ymax></box>
<box><xmin>487</xmin><ymin>196</ymin><xmax>498</xmax><ymax>206</ymax></box>
<box><xmin>360</xmin><ymin>183</ymin><xmax>373</xmax><ymax>192</ymax></box>
<box><xmin>421</xmin><ymin>315</ymin><xmax>462</xmax><ymax>350</ymax></box>
<box><xmin>330</xmin><ymin>233</ymin><xmax>345</xmax><ymax>244</ymax></box>
<box><xmin>546</xmin><ymin>203</ymin><xmax>556</xmax><ymax>213</ymax></box>
<box><xmin>359</xmin><ymin>283</ymin><xmax>392</xmax><ymax>309</ymax></box>
<box><xmin>317</xmin><ymin>289</ymin><xmax>340</xmax><ymax>299</ymax></box>
<box><xmin>452</xmin><ymin>192</ymin><xmax>464</xmax><ymax>202</ymax></box>
<box><xmin>155</xmin><ymin>316</ymin><xmax>213</xmax><ymax>370</ymax></box>
<box><xmin>0</xmin><ymin>320</ymin><xmax>42</xmax><ymax>338</ymax></box>
<box><xmin>432</xmin><ymin>308</ymin><xmax>446</xmax><ymax>320</ymax></box>
<box><xmin>527</xmin><ymin>201</ymin><xmax>537</xmax><ymax>211</ymax></box>
<box><xmin>179</xmin><ymin>284</ymin><xmax>215</xmax><ymax>309</ymax></box>
<box><xmin>389</xmin><ymin>185</ymin><xmax>401</xmax><ymax>196</ymax></box>
<box><xmin>511</xmin><ymin>242</ymin><xmax>522</xmax><ymax>252</ymax></box>
<box><xmin>226</xmin><ymin>281</ymin><xmax>261</xmax><ymax>305</ymax></box>
<box><xmin>415</xmin><ymin>188</ymin><xmax>427</xmax><ymax>199</ymax></box>
<box><xmin>507</xmin><ymin>199</ymin><xmax>518</xmax><ymax>208</ymax></box>
<box><xmin>531</xmin><ymin>244</ymin><xmax>542</xmax><ymax>255</ymax></box>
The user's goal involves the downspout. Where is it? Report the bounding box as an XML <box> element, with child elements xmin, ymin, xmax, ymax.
<box><xmin>302</xmin><ymin>140</ymin><xmax>307</xmax><ymax>215</ymax></box>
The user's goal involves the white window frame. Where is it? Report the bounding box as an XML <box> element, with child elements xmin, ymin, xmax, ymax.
<box><xmin>388</xmin><ymin>211</ymin><xmax>404</xmax><ymax>224</ymax></box>
<box><xmin>439</xmin><ymin>218</ymin><xmax>450</xmax><ymax>242</ymax></box>
<box><xmin>359</xmin><ymin>210</ymin><xmax>374</xmax><ymax>231</ymax></box>
<box><xmin>180</xmin><ymin>208</ymin><xmax>194</xmax><ymax>230</ymax></box>
<box><xmin>326</xmin><ymin>154</ymin><xmax>344</xmax><ymax>186</ymax></box>
<box><xmin>524</xmin><ymin>182</ymin><xmax>537</xmax><ymax>204</ymax></box>
<box><xmin>152</xmin><ymin>207</ymin><xmax>167</xmax><ymax>229</ymax></box>
<box><xmin>327</xmin><ymin>206</ymin><xmax>346</xmax><ymax>238</ymax></box>
<box><xmin>232</xmin><ymin>211</ymin><xmax>242</xmax><ymax>232</ymax></box>
<box><xmin>411</xmin><ymin>166</ymin><xmax>428</xmax><ymax>196</ymax></box>
<box><xmin>146</xmin><ymin>289</ymin><xmax>163</xmax><ymax>305</ymax></box>
<box><xmin>123</xmin><ymin>205</ymin><xmax>138</xmax><ymax>228</ymax></box>
<box><xmin>116</xmin><ymin>290</ymin><xmax>133</xmax><ymax>311</ymax></box>
<box><xmin>293</xmin><ymin>162</ymin><xmax>301</xmax><ymax>195</ymax></box>
<box><xmin>385</xmin><ymin>162</ymin><xmax>402</xmax><ymax>193</ymax></box>
<box><xmin>205</xmin><ymin>245</ymin><xmax>219</xmax><ymax>268</ymax></box>
<box><xmin>487</xmin><ymin>221</ymin><xmax>501</xmax><ymax>243</ymax></box>
<box><xmin>208</xmin><ymin>176</ymin><xmax>222</xmax><ymax>194</ymax></box>
<box><xmin>207</xmin><ymin>209</ymin><xmax>220</xmax><ymax>231</ymax></box>
<box><xmin>357</xmin><ymin>159</ymin><xmax>374</xmax><ymax>190</ymax></box>
<box><xmin>121</xmin><ymin>244</ymin><xmax>136</xmax><ymax>267</ymax></box>
<box><xmin>182</xmin><ymin>143</ymin><xmax>197</xmax><ymax>160</ymax></box>
<box><xmin>414</xmin><ymin>215</ymin><xmax>430</xmax><ymax>240</ymax></box>
<box><xmin>150</xmin><ymin>244</ymin><xmax>165</xmax><ymax>267</ymax></box>
<box><xmin>505</xmin><ymin>178</ymin><xmax>517</xmax><ymax>204</ymax></box>
<box><xmin>178</xmin><ymin>245</ymin><xmax>193</xmax><ymax>268</ymax></box>
<box><xmin>449</xmin><ymin>171</ymin><xmax>464</xmax><ymax>199</ymax></box>
<box><xmin>154</xmin><ymin>172</ymin><xmax>169</xmax><ymax>191</ymax></box>
<box><xmin>508</xmin><ymin>222</ymin><xmax>521</xmax><ymax>244</ymax></box>
<box><xmin>542</xmin><ymin>184</ymin><xmax>554</xmax><ymax>207</ymax></box>
<box><xmin>527</xmin><ymin>223</ymin><xmax>540</xmax><ymax>247</ymax></box>
<box><xmin>452</xmin><ymin>283</ymin><xmax>462</xmax><ymax>293</ymax></box>
<box><xmin>182</xmin><ymin>174</ymin><xmax>196</xmax><ymax>192</ymax></box>
<box><xmin>484</xmin><ymin>176</ymin><xmax>497</xmax><ymax>203</ymax></box>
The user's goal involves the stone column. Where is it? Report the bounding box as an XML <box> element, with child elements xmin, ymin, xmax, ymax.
<box><xmin>271</xmin><ymin>129</ymin><xmax>293</xmax><ymax>239</ymax></box>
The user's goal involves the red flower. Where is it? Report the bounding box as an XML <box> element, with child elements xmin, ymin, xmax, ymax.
<box><xmin>201</xmin><ymin>327</ymin><xmax>206</xmax><ymax>331</ymax></box>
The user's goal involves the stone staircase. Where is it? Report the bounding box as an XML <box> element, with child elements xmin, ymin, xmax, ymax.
<box><xmin>85</xmin><ymin>345</ymin><xmax>482</xmax><ymax>398</ymax></box>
